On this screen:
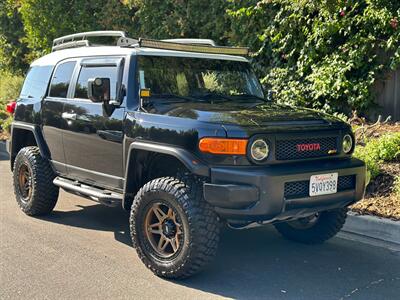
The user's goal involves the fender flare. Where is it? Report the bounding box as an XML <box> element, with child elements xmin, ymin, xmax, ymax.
<box><xmin>9</xmin><ymin>121</ymin><xmax>51</xmax><ymax>160</ymax></box>
<box><xmin>122</xmin><ymin>140</ymin><xmax>209</xmax><ymax>208</ymax></box>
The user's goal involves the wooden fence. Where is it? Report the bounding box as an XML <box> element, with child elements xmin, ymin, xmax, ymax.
<box><xmin>370</xmin><ymin>67</ymin><xmax>400</xmax><ymax>122</ymax></box>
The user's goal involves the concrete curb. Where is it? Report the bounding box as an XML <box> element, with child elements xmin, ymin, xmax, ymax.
<box><xmin>341</xmin><ymin>212</ymin><xmax>400</xmax><ymax>249</ymax></box>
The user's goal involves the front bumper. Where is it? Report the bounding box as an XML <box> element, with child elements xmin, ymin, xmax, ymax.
<box><xmin>203</xmin><ymin>158</ymin><xmax>366</xmax><ymax>222</ymax></box>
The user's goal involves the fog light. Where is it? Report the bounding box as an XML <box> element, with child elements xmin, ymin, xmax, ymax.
<box><xmin>342</xmin><ymin>134</ymin><xmax>353</xmax><ymax>154</ymax></box>
<box><xmin>250</xmin><ymin>139</ymin><xmax>269</xmax><ymax>161</ymax></box>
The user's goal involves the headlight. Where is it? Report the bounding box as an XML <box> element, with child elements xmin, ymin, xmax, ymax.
<box><xmin>250</xmin><ymin>139</ymin><xmax>269</xmax><ymax>161</ymax></box>
<box><xmin>342</xmin><ymin>134</ymin><xmax>353</xmax><ymax>154</ymax></box>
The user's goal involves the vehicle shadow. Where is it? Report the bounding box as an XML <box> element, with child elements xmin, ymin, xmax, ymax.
<box><xmin>38</xmin><ymin>201</ymin><xmax>400</xmax><ymax>300</ymax></box>
<box><xmin>0</xmin><ymin>141</ymin><xmax>10</xmax><ymax>161</ymax></box>
<box><xmin>39</xmin><ymin>203</ymin><xmax>132</xmax><ymax>246</ymax></box>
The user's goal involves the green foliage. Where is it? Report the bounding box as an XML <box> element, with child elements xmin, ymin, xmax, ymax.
<box><xmin>1</xmin><ymin>0</ymin><xmax>399</xmax><ymax>116</ymax></box>
<box><xmin>129</xmin><ymin>0</ymin><xmax>232</xmax><ymax>44</ymax></box>
<box><xmin>0</xmin><ymin>71</ymin><xmax>23</xmax><ymax>132</ymax></box>
<box><xmin>18</xmin><ymin>0</ymin><xmax>134</xmax><ymax>61</ymax></box>
<box><xmin>353</xmin><ymin>145</ymin><xmax>381</xmax><ymax>179</ymax></box>
<box><xmin>229</xmin><ymin>0</ymin><xmax>400</xmax><ymax>115</ymax></box>
<box><xmin>0</xmin><ymin>112</ymin><xmax>13</xmax><ymax>132</ymax></box>
<box><xmin>353</xmin><ymin>133</ymin><xmax>400</xmax><ymax>179</ymax></box>
<box><xmin>0</xmin><ymin>0</ymin><xmax>30</xmax><ymax>74</ymax></box>
<box><xmin>375</xmin><ymin>133</ymin><xmax>400</xmax><ymax>162</ymax></box>
<box><xmin>0</xmin><ymin>71</ymin><xmax>24</xmax><ymax>103</ymax></box>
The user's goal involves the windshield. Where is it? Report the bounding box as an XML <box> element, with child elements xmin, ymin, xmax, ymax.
<box><xmin>136</xmin><ymin>56</ymin><xmax>264</xmax><ymax>104</ymax></box>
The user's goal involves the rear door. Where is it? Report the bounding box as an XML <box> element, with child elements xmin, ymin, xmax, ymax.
<box><xmin>62</xmin><ymin>57</ymin><xmax>125</xmax><ymax>189</ymax></box>
<box><xmin>42</xmin><ymin>60</ymin><xmax>77</xmax><ymax>174</ymax></box>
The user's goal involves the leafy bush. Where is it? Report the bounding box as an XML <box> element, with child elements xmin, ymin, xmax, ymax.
<box><xmin>0</xmin><ymin>71</ymin><xmax>24</xmax><ymax>103</ymax></box>
<box><xmin>375</xmin><ymin>133</ymin><xmax>400</xmax><ymax>162</ymax></box>
<box><xmin>0</xmin><ymin>71</ymin><xmax>23</xmax><ymax>133</ymax></box>
<box><xmin>353</xmin><ymin>133</ymin><xmax>400</xmax><ymax>179</ymax></box>
<box><xmin>229</xmin><ymin>0</ymin><xmax>400</xmax><ymax>115</ymax></box>
<box><xmin>353</xmin><ymin>145</ymin><xmax>381</xmax><ymax>179</ymax></box>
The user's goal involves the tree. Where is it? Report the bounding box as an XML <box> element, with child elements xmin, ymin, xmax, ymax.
<box><xmin>129</xmin><ymin>0</ymin><xmax>233</xmax><ymax>44</ymax></box>
<box><xmin>0</xmin><ymin>0</ymin><xmax>29</xmax><ymax>74</ymax></box>
<box><xmin>18</xmin><ymin>0</ymin><xmax>134</xmax><ymax>60</ymax></box>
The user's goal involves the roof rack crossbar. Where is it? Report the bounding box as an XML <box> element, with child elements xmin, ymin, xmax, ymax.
<box><xmin>52</xmin><ymin>31</ymin><xmax>126</xmax><ymax>51</ymax></box>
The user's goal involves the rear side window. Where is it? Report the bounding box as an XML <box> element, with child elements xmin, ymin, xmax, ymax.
<box><xmin>74</xmin><ymin>66</ymin><xmax>118</xmax><ymax>99</ymax></box>
<box><xmin>20</xmin><ymin>66</ymin><xmax>53</xmax><ymax>99</ymax></box>
<box><xmin>48</xmin><ymin>61</ymin><xmax>76</xmax><ymax>98</ymax></box>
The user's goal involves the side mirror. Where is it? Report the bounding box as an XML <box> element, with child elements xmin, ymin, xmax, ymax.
<box><xmin>87</xmin><ymin>78</ymin><xmax>110</xmax><ymax>103</ymax></box>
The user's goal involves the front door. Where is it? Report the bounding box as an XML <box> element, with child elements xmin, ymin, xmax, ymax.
<box><xmin>62</xmin><ymin>57</ymin><xmax>125</xmax><ymax>190</ymax></box>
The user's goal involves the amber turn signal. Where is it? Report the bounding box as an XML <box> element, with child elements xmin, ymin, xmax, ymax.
<box><xmin>140</xmin><ymin>89</ymin><xmax>151</xmax><ymax>97</ymax></box>
<box><xmin>199</xmin><ymin>138</ymin><xmax>248</xmax><ymax>155</ymax></box>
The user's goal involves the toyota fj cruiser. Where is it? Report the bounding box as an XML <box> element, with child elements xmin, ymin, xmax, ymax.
<box><xmin>7</xmin><ymin>31</ymin><xmax>367</xmax><ymax>279</ymax></box>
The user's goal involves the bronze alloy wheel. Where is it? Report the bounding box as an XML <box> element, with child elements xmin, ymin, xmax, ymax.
<box><xmin>17</xmin><ymin>163</ymin><xmax>33</xmax><ymax>203</ymax></box>
<box><xmin>144</xmin><ymin>202</ymin><xmax>183</xmax><ymax>258</ymax></box>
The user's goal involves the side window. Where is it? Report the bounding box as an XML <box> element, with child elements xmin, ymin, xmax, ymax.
<box><xmin>20</xmin><ymin>66</ymin><xmax>53</xmax><ymax>99</ymax></box>
<box><xmin>48</xmin><ymin>61</ymin><xmax>76</xmax><ymax>98</ymax></box>
<box><xmin>74</xmin><ymin>66</ymin><xmax>118</xmax><ymax>99</ymax></box>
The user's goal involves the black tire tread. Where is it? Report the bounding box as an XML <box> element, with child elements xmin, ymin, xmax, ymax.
<box><xmin>130</xmin><ymin>176</ymin><xmax>219</xmax><ymax>279</ymax></box>
<box><xmin>13</xmin><ymin>146</ymin><xmax>59</xmax><ymax>216</ymax></box>
<box><xmin>274</xmin><ymin>208</ymin><xmax>348</xmax><ymax>244</ymax></box>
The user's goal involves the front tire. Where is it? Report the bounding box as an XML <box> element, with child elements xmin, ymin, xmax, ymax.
<box><xmin>13</xmin><ymin>146</ymin><xmax>59</xmax><ymax>216</ymax></box>
<box><xmin>274</xmin><ymin>208</ymin><xmax>348</xmax><ymax>244</ymax></box>
<box><xmin>130</xmin><ymin>176</ymin><xmax>220</xmax><ymax>279</ymax></box>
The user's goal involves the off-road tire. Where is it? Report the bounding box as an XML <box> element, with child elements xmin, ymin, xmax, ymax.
<box><xmin>274</xmin><ymin>208</ymin><xmax>348</xmax><ymax>244</ymax></box>
<box><xmin>13</xmin><ymin>146</ymin><xmax>59</xmax><ymax>216</ymax></box>
<box><xmin>130</xmin><ymin>176</ymin><xmax>220</xmax><ymax>279</ymax></box>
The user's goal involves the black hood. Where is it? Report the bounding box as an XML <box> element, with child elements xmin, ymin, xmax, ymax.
<box><xmin>159</xmin><ymin>101</ymin><xmax>344</xmax><ymax>127</ymax></box>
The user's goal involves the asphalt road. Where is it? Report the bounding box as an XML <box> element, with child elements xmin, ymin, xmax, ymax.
<box><xmin>1</xmin><ymin>142</ymin><xmax>399</xmax><ymax>299</ymax></box>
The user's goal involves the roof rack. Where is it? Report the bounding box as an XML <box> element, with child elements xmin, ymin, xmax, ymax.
<box><xmin>52</xmin><ymin>31</ymin><xmax>126</xmax><ymax>51</ymax></box>
<box><xmin>52</xmin><ymin>31</ymin><xmax>249</xmax><ymax>56</ymax></box>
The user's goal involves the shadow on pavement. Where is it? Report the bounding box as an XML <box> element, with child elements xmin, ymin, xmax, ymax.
<box><xmin>38</xmin><ymin>202</ymin><xmax>400</xmax><ymax>299</ymax></box>
<box><xmin>0</xmin><ymin>141</ymin><xmax>9</xmax><ymax>161</ymax></box>
<box><xmin>39</xmin><ymin>204</ymin><xmax>132</xmax><ymax>246</ymax></box>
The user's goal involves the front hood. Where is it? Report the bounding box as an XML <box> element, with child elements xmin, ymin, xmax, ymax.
<box><xmin>162</xmin><ymin>101</ymin><xmax>343</xmax><ymax>127</ymax></box>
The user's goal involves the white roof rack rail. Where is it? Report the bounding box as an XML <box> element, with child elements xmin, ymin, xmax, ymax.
<box><xmin>52</xmin><ymin>31</ymin><xmax>126</xmax><ymax>51</ymax></box>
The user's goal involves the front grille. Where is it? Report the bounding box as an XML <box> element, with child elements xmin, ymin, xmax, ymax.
<box><xmin>276</xmin><ymin>136</ymin><xmax>338</xmax><ymax>160</ymax></box>
<box><xmin>284</xmin><ymin>175</ymin><xmax>356</xmax><ymax>199</ymax></box>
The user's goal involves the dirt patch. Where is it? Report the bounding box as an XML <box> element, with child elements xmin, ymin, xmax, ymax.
<box><xmin>351</xmin><ymin>194</ymin><xmax>400</xmax><ymax>221</ymax></box>
<box><xmin>365</xmin><ymin>163</ymin><xmax>399</xmax><ymax>197</ymax></box>
<box><xmin>354</xmin><ymin>122</ymin><xmax>400</xmax><ymax>145</ymax></box>
<box><xmin>351</xmin><ymin>163</ymin><xmax>400</xmax><ymax>221</ymax></box>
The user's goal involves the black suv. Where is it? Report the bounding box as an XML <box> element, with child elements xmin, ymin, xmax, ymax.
<box><xmin>7</xmin><ymin>31</ymin><xmax>367</xmax><ymax>279</ymax></box>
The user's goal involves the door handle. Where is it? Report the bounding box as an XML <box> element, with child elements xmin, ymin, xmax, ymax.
<box><xmin>62</xmin><ymin>112</ymin><xmax>77</xmax><ymax>120</ymax></box>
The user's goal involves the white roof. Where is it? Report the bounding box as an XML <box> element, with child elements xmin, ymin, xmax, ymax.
<box><xmin>31</xmin><ymin>46</ymin><xmax>248</xmax><ymax>67</ymax></box>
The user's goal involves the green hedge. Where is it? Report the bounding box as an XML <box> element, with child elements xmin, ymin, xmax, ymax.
<box><xmin>1</xmin><ymin>0</ymin><xmax>399</xmax><ymax>116</ymax></box>
<box><xmin>353</xmin><ymin>133</ymin><xmax>400</xmax><ymax>179</ymax></box>
<box><xmin>229</xmin><ymin>0</ymin><xmax>400</xmax><ymax>115</ymax></box>
<box><xmin>0</xmin><ymin>71</ymin><xmax>23</xmax><ymax>132</ymax></box>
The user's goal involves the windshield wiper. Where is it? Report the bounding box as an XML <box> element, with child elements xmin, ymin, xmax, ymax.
<box><xmin>230</xmin><ymin>93</ymin><xmax>267</xmax><ymax>102</ymax></box>
<box><xmin>190</xmin><ymin>92</ymin><xmax>231</xmax><ymax>102</ymax></box>
<box><xmin>151</xmin><ymin>93</ymin><xmax>195</xmax><ymax>103</ymax></box>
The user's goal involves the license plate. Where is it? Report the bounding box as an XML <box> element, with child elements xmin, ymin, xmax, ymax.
<box><xmin>309</xmin><ymin>173</ymin><xmax>338</xmax><ymax>196</ymax></box>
